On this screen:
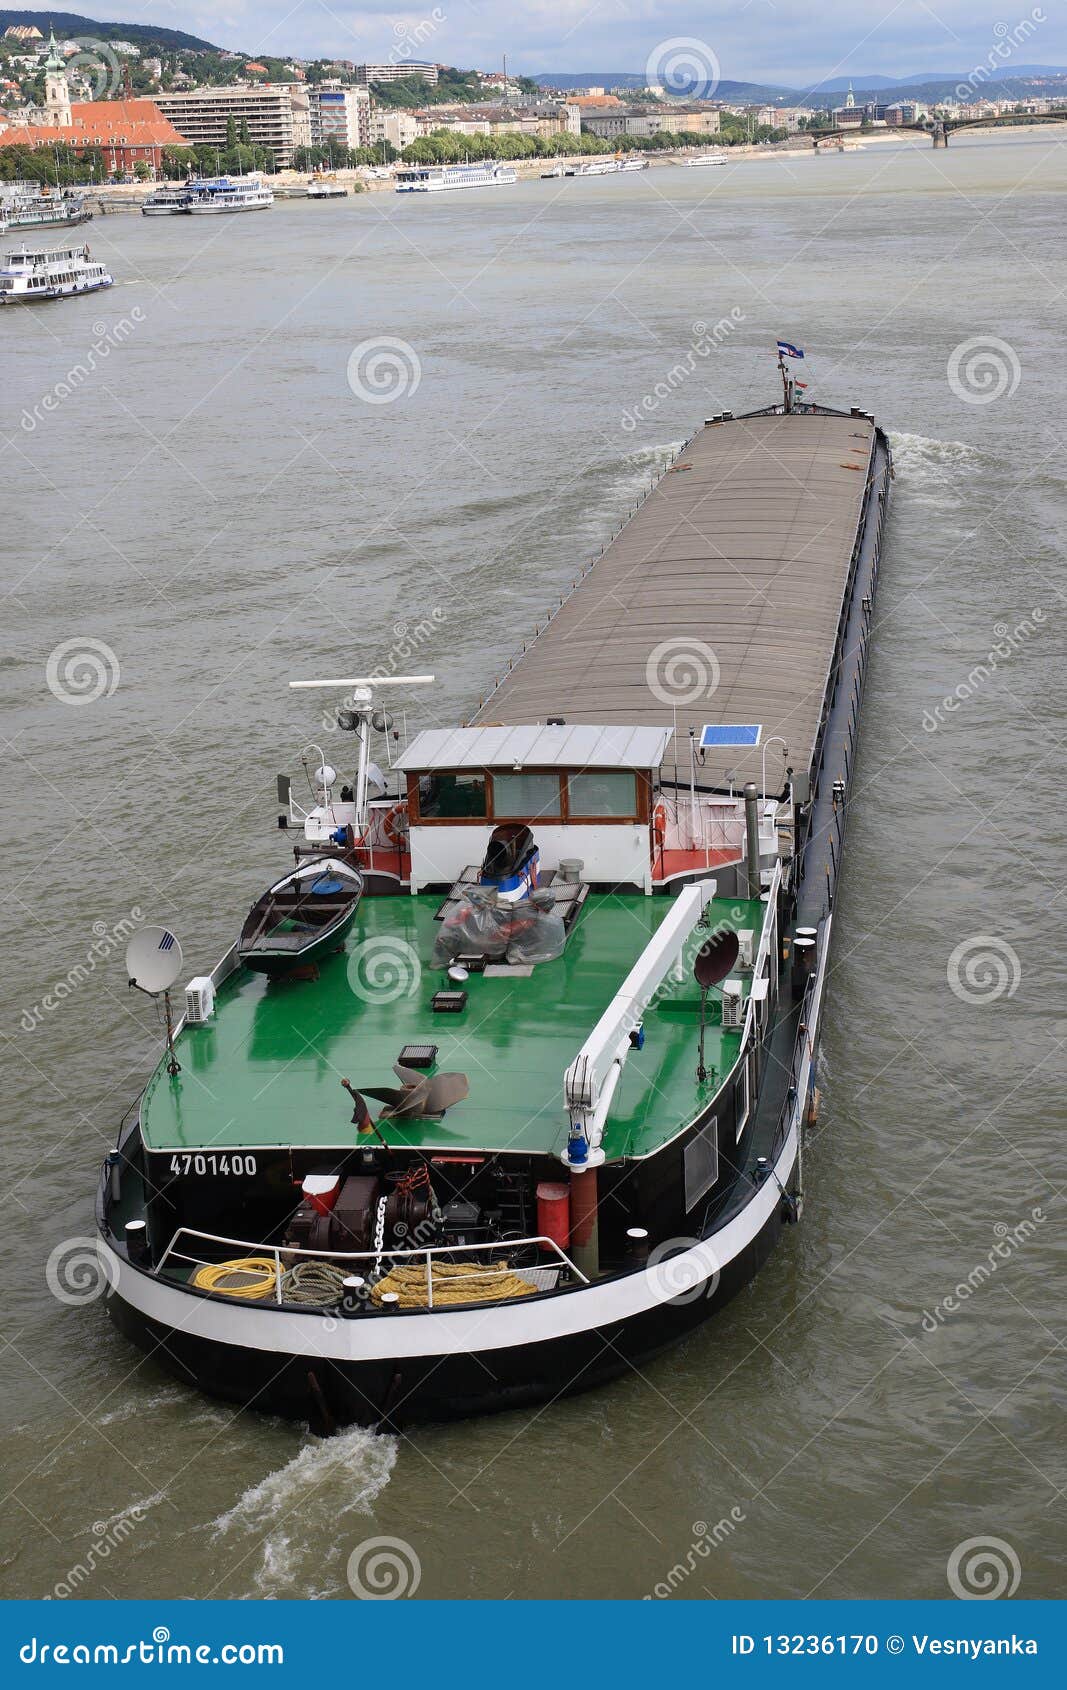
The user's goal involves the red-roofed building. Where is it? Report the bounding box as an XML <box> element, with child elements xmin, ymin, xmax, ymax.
<box><xmin>0</xmin><ymin>99</ymin><xmax>191</xmax><ymax>175</ymax></box>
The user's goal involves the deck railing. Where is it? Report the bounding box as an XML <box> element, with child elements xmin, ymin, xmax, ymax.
<box><xmin>155</xmin><ymin>1226</ymin><xmax>588</xmax><ymax>1309</ymax></box>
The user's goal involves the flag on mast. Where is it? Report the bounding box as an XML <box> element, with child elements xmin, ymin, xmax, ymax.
<box><xmin>776</xmin><ymin>340</ymin><xmax>805</xmax><ymax>359</ymax></box>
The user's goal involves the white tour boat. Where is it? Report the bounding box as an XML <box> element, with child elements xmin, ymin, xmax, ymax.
<box><xmin>567</xmin><ymin>158</ymin><xmax>619</xmax><ymax>177</ymax></box>
<box><xmin>682</xmin><ymin>153</ymin><xmax>729</xmax><ymax>167</ymax></box>
<box><xmin>0</xmin><ymin>242</ymin><xmax>113</xmax><ymax>303</ymax></box>
<box><xmin>142</xmin><ymin>186</ymin><xmax>193</xmax><ymax>216</ymax></box>
<box><xmin>395</xmin><ymin>162</ymin><xmax>517</xmax><ymax>193</ymax></box>
<box><xmin>185</xmin><ymin>175</ymin><xmax>274</xmax><ymax>214</ymax></box>
<box><xmin>617</xmin><ymin>156</ymin><xmax>650</xmax><ymax>171</ymax></box>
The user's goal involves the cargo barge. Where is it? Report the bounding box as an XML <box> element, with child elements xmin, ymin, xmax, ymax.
<box><xmin>97</xmin><ymin>377</ymin><xmax>892</xmax><ymax>1430</ymax></box>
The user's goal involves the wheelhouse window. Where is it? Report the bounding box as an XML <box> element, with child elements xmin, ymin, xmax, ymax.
<box><xmin>491</xmin><ymin>771</ymin><xmax>561</xmax><ymax>820</ymax></box>
<box><xmin>416</xmin><ymin>771</ymin><xmax>487</xmax><ymax>820</ymax></box>
<box><xmin>567</xmin><ymin>770</ymin><xmax>638</xmax><ymax>818</ymax></box>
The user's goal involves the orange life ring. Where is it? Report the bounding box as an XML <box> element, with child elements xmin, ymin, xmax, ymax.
<box><xmin>653</xmin><ymin>802</ymin><xmax>667</xmax><ymax>842</ymax></box>
<box><xmin>382</xmin><ymin>803</ymin><xmax>408</xmax><ymax>845</ymax></box>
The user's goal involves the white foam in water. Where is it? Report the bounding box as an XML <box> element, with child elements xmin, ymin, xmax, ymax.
<box><xmin>889</xmin><ymin>431</ymin><xmax>984</xmax><ymax>485</ymax></box>
<box><xmin>213</xmin><ymin>1424</ymin><xmax>398</xmax><ymax>1541</ymax></box>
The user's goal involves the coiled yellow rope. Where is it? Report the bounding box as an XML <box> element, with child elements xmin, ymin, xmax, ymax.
<box><xmin>372</xmin><ymin>1261</ymin><xmax>534</xmax><ymax>1309</ymax></box>
<box><xmin>191</xmin><ymin>1257</ymin><xmax>278</xmax><ymax>1300</ymax></box>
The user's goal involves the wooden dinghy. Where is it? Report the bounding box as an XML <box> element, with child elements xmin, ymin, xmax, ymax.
<box><xmin>238</xmin><ymin>858</ymin><xmax>363</xmax><ymax>976</ymax></box>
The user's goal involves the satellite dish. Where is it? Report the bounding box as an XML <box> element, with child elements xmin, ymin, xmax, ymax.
<box><xmin>694</xmin><ymin>929</ymin><xmax>740</xmax><ymax>991</ymax></box>
<box><xmin>126</xmin><ymin>926</ymin><xmax>183</xmax><ymax>995</ymax></box>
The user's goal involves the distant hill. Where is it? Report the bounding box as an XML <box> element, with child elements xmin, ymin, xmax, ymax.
<box><xmin>535</xmin><ymin>73</ymin><xmax>797</xmax><ymax>103</ymax></box>
<box><xmin>0</xmin><ymin>9</ymin><xmax>219</xmax><ymax>51</ymax></box>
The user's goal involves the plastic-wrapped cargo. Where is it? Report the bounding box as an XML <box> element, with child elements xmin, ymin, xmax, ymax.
<box><xmin>432</xmin><ymin>888</ymin><xmax>511</xmax><ymax>967</ymax></box>
<box><xmin>505</xmin><ymin>892</ymin><xmax>566</xmax><ymax>966</ymax></box>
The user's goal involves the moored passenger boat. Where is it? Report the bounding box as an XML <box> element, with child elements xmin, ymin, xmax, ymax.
<box><xmin>2</xmin><ymin>188</ymin><xmax>92</xmax><ymax>228</ymax></box>
<box><xmin>395</xmin><ymin>161</ymin><xmax>517</xmax><ymax>193</ymax></box>
<box><xmin>97</xmin><ymin>371</ymin><xmax>892</xmax><ymax>1432</ymax></box>
<box><xmin>0</xmin><ymin>242</ymin><xmax>113</xmax><ymax>302</ymax></box>
<box><xmin>184</xmin><ymin>174</ymin><xmax>274</xmax><ymax>214</ymax></box>
<box><xmin>142</xmin><ymin>185</ymin><xmax>193</xmax><ymax>215</ymax></box>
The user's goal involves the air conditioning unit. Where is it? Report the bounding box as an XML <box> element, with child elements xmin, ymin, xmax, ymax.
<box><xmin>721</xmin><ymin>980</ymin><xmax>743</xmax><ymax>1029</ymax></box>
<box><xmin>737</xmin><ymin>929</ymin><xmax>754</xmax><ymax>968</ymax></box>
<box><xmin>184</xmin><ymin>976</ymin><xmax>215</xmax><ymax>1023</ymax></box>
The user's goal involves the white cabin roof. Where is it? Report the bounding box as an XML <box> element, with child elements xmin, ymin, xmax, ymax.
<box><xmin>395</xmin><ymin>723</ymin><xmax>673</xmax><ymax>773</ymax></box>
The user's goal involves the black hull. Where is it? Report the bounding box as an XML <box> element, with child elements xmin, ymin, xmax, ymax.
<box><xmin>105</xmin><ymin>1196</ymin><xmax>788</xmax><ymax>1430</ymax></box>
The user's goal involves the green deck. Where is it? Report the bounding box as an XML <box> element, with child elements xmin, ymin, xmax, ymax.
<box><xmin>141</xmin><ymin>893</ymin><xmax>761</xmax><ymax>1163</ymax></box>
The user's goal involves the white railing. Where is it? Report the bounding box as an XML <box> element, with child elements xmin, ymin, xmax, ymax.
<box><xmin>155</xmin><ymin>1226</ymin><xmax>588</xmax><ymax>1309</ymax></box>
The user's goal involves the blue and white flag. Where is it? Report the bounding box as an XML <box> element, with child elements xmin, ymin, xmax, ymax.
<box><xmin>777</xmin><ymin>340</ymin><xmax>805</xmax><ymax>359</ymax></box>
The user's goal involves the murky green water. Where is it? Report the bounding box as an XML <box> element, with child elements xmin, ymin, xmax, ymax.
<box><xmin>2</xmin><ymin>132</ymin><xmax>1064</xmax><ymax>1601</ymax></box>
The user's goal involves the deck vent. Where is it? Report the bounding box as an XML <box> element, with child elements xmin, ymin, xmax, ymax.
<box><xmin>432</xmin><ymin>991</ymin><xmax>468</xmax><ymax>1014</ymax></box>
<box><xmin>721</xmin><ymin>981</ymin><xmax>744</xmax><ymax>1030</ymax></box>
<box><xmin>184</xmin><ymin>976</ymin><xmax>215</xmax><ymax>1023</ymax></box>
<box><xmin>398</xmin><ymin>1042</ymin><xmax>437</xmax><ymax>1069</ymax></box>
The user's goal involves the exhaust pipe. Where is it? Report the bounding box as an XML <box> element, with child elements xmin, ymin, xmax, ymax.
<box><xmin>744</xmin><ymin>782</ymin><xmax>760</xmax><ymax>895</ymax></box>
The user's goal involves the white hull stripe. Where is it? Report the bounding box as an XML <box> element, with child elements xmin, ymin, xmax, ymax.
<box><xmin>104</xmin><ymin>1125</ymin><xmax>797</xmax><ymax>1363</ymax></box>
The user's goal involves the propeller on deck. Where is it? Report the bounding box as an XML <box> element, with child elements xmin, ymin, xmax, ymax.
<box><xmin>361</xmin><ymin>1062</ymin><xmax>470</xmax><ymax>1121</ymax></box>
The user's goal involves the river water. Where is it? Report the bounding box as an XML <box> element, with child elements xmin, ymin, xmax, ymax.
<box><xmin>2</xmin><ymin>132</ymin><xmax>1064</xmax><ymax>1601</ymax></box>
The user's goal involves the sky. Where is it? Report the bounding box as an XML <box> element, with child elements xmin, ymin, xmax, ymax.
<box><xmin>32</xmin><ymin>1</ymin><xmax>1067</xmax><ymax>88</ymax></box>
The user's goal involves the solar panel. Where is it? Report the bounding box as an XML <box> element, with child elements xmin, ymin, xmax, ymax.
<box><xmin>700</xmin><ymin>724</ymin><xmax>763</xmax><ymax>748</ymax></box>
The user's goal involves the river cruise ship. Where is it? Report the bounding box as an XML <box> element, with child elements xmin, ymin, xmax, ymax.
<box><xmin>0</xmin><ymin>242</ymin><xmax>113</xmax><ymax>303</ymax></box>
<box><xmin>185</xmin><ymin>175</ymin><xmax>274</xmax><ymax>214</ymax></box>
<box><xmin>98</xmin><ymin>379</ymin><xmax>891</xmax><ymax>1432</ymax></box>
<box><xmin>2</xmin><ymin>189</ymin><xmax>92</xmax><ymax>229</ymax></box>
<box><xmin>395</xmin><ymin>162</ymin><xmax>517</xmax><ymax>192</ymax></box>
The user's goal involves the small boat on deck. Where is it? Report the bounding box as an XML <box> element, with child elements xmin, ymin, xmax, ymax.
<box><xmin>238</xmin><ymin>858</ymin><xmax>363</xmax><ymax>976</ymax></box>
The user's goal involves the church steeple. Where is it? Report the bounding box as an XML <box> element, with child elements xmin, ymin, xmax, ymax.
<box><xmin>845</xmin><ymin>80</ymin><xmax>855</xmax><ymax>108</ymax></box>
<box><xmin>43</xmin><ymin>28</ymin><xmax>72</xmax><ymax>127</ymax></box>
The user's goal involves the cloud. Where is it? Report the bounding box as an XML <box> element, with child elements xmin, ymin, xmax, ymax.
<box><xmin>43</xmin><ymin>1</ymin><xmax>1067</xmax><ymax>87</ymax></box>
